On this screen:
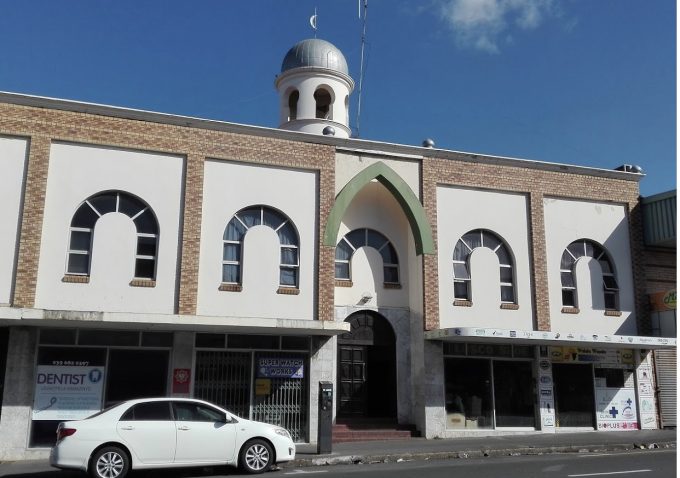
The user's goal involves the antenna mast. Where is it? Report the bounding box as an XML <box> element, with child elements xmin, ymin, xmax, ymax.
<box><xmin>355</xmin><ymin>0</ymin><xmax>368</xmax><ymax>138</ymax></box>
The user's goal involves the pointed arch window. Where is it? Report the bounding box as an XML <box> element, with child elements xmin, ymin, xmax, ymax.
<box><xmin>335</xmin><ymin>228</ymin><xmax>399</xmax><ymax>285</ymax></box>
<box><xmin>452</xmin><ymin>229</ymin><xmax>515</xmax><ymax>304</ymax></box>
<box><xmin>560</xmin><ymin>239</ymin><xmax>618</xmax><ymax>310</ymax></box>
<box><xmin>222</xmin><ymin>206</ymin><xmax>299</xmax><ymax>289</ymax></box>
<box><xmin>66</xmin><ymin>191</ymin><xmax>159</xmax><ymax>280</ymax></box>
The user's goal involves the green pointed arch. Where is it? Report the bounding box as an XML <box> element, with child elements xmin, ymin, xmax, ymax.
<box><xmin>324</xmin><ymin>162</ymin><xmax>435</xmax><ymax>255</ymax></box>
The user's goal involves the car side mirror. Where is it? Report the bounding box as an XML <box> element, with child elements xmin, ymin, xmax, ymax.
<box><xmin>222</xmin><ymin>414</ymin><xmax>237</xmax><ymax>424</ymax></box>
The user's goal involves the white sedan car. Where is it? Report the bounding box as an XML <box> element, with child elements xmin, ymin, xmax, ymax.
<box><xmin>50</xmin><ymin>397</ymin><xmax>296</xmax><ymax>478</ymax></box>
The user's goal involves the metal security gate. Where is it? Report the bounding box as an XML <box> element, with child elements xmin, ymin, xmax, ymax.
<box><xmin>193</xmin><ymin>350</ymin><xmax>308</xmax><ymax>442</ymax></box>
<box><xmin>194</xmin><ymin>351</ymin><xmax>251</xmax><ymax>419</ymax></box>
<box><xmin>654</xmin><ymin>349</ymin><xmax>677</xmax><ymax>428</ymax></box>
<box><xmin>252</xmin><ymin>352</ymin><xmax>308</xmax><ymax>442</ymax></box>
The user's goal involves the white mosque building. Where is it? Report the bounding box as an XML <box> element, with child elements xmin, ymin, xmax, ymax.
<box><xmin>0</xmin><ymin>37</ymin><xmax>674</xmax><ymax>459</ymax></box>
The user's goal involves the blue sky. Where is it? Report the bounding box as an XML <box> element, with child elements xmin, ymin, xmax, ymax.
<box><xmin>0</xmin><ymin>0</ymin><xmax>675</xmax><ymax>195</ymax></box>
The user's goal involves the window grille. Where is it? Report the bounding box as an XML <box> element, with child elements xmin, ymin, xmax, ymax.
<box><xmin>334</xmin><ymin>228</ymin><xmax>399</xmax><ymax>284</ymax></box>
<box><xmin>452</xmin><ymin>229</ymin><xmax>515</xmax><ymax>303</ymax></box>
<box><xmin>66</xmin><ymin>191</ymin><xmax>158</xmax><ymax>279</ymax></box>
<box><xmin>222</xmin><ymin>206</ymin><xmax>299</xmax><ymax>288</ymax></box>
<box><xmin>560</xmin><ymin>239</ymin><xmax>619</xmax><ymax>310</ymax></box>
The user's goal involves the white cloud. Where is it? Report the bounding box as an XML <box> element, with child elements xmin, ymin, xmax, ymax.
<box><xmin>437</xmin><ymin>0</ymin><xmax>556</xmax><ymax>53</ymax></box>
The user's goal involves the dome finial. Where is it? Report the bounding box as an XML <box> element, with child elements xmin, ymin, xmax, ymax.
<box><xmin>310</xmin><ymin>8</ymin><xmax>318</xmax><ymax>38</ymax></box>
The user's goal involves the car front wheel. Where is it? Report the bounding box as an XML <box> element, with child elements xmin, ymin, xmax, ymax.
<box><xmin>89</xmin><ymin>446</ymin><xmax>130</xmax><ymax>478</ymax></box>
<box><xmin>240</xmin><ymin>439</ymin><xmax>274</xmax><ymax>474</ymax></box>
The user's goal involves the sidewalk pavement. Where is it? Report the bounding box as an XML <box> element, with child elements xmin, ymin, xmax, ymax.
<box><xmin>287</xmin><ymin>429</ymin><xmax>677</xmax><ymax>467</ymax></box>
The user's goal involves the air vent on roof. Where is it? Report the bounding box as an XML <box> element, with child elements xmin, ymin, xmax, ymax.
<box><xmin>615</xmin><ymin>164</ymin><xmax>644</xmax><ymax>174</ymax></box>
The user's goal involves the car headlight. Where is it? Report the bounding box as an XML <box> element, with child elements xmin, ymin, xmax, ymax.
<box><xmin>274</xmin><ymin>428</ymin><xmax>291</xmax><ymax>439</ymax></box>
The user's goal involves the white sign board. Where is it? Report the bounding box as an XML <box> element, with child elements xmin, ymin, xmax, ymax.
<box><xmin>32</xmin><ymin>365</ymin><xmax>105</xmax><ymax>421</ymax></box>
<box><xmin>595</xmin><ymin>388</ymin><xmax>638</xmax><ymax>431</ymax></box>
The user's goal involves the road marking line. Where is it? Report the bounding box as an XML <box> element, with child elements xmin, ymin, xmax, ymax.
<box><xmin>578</xmin><ymin>453</ymin><xmax>618</xmax><ymax>457</ymax></box>
<box><xmin>284</xmin><ymin>470</ymin><xmax>329</xmax><ymax>475</ymax></box>
<box><xmin>568</xmin><ymin>471</ymin><xmax>651</xmax><ymax>477</ymax></box>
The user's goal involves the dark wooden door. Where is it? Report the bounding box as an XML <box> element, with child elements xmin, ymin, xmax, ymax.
<box><xmin>338</xmin><ymin>345</ymin><xmax>367</xmax><ymax>416</ymax></box>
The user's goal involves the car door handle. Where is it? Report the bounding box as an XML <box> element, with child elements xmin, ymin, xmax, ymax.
<box><xmin>120</xmin><ymin>425</ymin><xmax>135</xmax><ymax>430</ymax></box>
<box><xmin>178</xmin><ymin>425</ymin><xmax>190</xmax><ymax>431</ymax></box>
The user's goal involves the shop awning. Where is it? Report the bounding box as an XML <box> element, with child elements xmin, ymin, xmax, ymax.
<box><xmin>425</xmin><ymin>326</ymin><xmax>676</xmax><ymax>349</ymax></box>
<box><xmin>0</xmin><ymin>308</ymin><xmax>350</xmax><ymax>336</ymax></box>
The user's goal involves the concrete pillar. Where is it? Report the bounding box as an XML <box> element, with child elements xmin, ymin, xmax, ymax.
<box><xmin>308</xmin><ymin>336</ymin><xmax>335</xmax><ymax>444</ymax></box>
<box><xmin>0</xmin><ymin>327</ymin><xmax>40</xmax><ymax>460</ymax></box>
<box><xmin>170</xmin><ymin>332</ymin><xmax>194</xmax><ymax>398</ymax></box>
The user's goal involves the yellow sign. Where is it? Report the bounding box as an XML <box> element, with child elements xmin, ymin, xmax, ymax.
<box><xmin>650</xmin><ymin>289</ymin><xmax>676</xmax><ymax>311</ymax></box>
<box><xmin>663</xmin><ymin>290</ymin><xmax>676</xmax><ymax>310</ymax></box>
<box><xmin>550</xmin><ymin>346</ymin><xmax>632</xmax><ymax>365</ymax></box>
<box><xmin>255</xmin><ymin>379</ymin><xmax>271</xmax><ymax>396</ymax></box>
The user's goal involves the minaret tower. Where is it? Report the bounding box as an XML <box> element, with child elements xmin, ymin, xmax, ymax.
<box><xmin>275</xmin><ymin>39</ymin><xmax>355</xmax><ymax>138</ymax></box>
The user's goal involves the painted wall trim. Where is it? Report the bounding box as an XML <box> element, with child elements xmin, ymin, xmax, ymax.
<box><xmin>324</xmin><ymin>161</ymin><xmax>435</xmax><ymax>255</ymax></box>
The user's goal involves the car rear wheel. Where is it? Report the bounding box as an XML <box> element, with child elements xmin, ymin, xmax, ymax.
<box><xmin>239</xmin><ymin>439</ymin><xmax>273</xmax><ymax>474</ymax></box>
<box><xmin>89</xmin><ymin>446</ymin><xmax>130</xmax><ymax>478</ymax></box>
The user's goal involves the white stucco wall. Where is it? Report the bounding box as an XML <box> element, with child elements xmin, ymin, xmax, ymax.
<box><xmin>544</xmin><ymin>197</ymin><xmax>636</xmax><ymax>335</ymax></box>
<box><xmin>0</xmin><ymin>136</ymin><xmax>28</xmax><ymax>306</ymax></box>
<box><xmin>334</xmin><ymin>181</ymin><xmax>412</xmax><ymax>308</ymax></box>
<box><xmin>277</xmin><ymin>72</ymin><xmax>352</xmax><ymax>137</ymax></box>
<box><xmin>335</xmin><ymin>152</ymin><xmax>421</xmax><ymax>201</ymax></box>
<box><xmin>437</xmin><ymin>186</ymin><xmax>534</xmax><ymax>330</ymax></box>
<box><xmin>196</xmin><ymin>159</ymin><xmax>317</xmax><ymax>320</ymax></box>
<box><xmin>34</xmin><ymin>143</ymin><xmax>184</xmax><ymax>313</ymax></box>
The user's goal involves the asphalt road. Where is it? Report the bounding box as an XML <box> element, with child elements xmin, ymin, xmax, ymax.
<box><xmin>0</xmin><ymin>449</ymin><xmax>675</xmax><ymax>478</ymax></box>
<box><xmin>281</xmin><ymin>449</ymin><xmax>677</xmax><ymax>478</ymax></box>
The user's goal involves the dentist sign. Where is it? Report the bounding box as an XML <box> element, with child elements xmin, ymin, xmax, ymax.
<box><xmin>32</xmin><ymin>365</ymin><xmax>105</xmax><ymax>421</ymax></box>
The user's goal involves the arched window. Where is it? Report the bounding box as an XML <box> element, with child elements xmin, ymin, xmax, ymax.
<box><xmin>452</xmin><ymin>229</ymin><xmax>515</xmax><ymax>303</ymax></box>
<box><xmin>560</xmin><ymin>239</ymin><xmax>618</xmax><ymax>310</ymax></box>
<box><xmin>335</xmin><ymin>228</ymin><xmax>399</xmax><ymax>284</ymax></box>
<box><xmin>344</xmin><ymin>95</ymin><xmax>349</xmax><ymax>125</ymax></box>
<box><xmin>223</xmin><ymin>206</ymin><xmax>299</xmax><ymax>288</ymax></box>
<box><xmin>66</xmin><ymin>191</ymin><xmax>159</xmax><ymax>280</ymax></box>
<box><xmin>314</xmin><ymin>88</ymin><xmax>332</xmax><ymax>119</ymax></box>
<box><xmin>288</xmin><ymin>89</ymin><xmax>299</xmax><ymax>121</ymax></box>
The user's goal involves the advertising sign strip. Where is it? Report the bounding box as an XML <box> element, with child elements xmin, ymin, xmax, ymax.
<box><xmin>537</xmin><ymin>360</ymin><xmax>555</xmax><ymax>429</ymax></box>
<box><xmin>257</xmin><ymin>357</ymin><xmax>304</xmax><ymax>379</ymax></box>
<box><xmin>637</xmin><ymin>357</ymin><xmax>658</xmax><ymax>429</ymax></box>
<box><xmin>426</xmin><ymin>328</ymin><xmax>676</xmax><ymax>348</ymax></box>
<box><xmin>32</xmin><ymin>365</ymin><xmax>105</xmax><ymax>421</ymax></box>
<box><xmin>550</xmin><ymin>347</ymin><xmax>634</xmax><ymax>365</ymax></box>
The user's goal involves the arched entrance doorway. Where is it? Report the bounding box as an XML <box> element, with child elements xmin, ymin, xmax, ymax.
<box><xmin>337</xmin><ymin>311</ymin><xmax>397</xmax><ymax>419</ymax></box>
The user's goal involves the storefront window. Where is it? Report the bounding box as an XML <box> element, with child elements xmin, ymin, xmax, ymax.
<box><xmin>444</xmin><ymin>358</ymin><xmax>494</xmax><ymax>429</ymax></box>
<box><xmin>444</xmin><ymin>348</ymin><xmax>537</xmax><ymax>431</ymax></box>
<box><xmin>493</xmin><ymin>361</ymin><xmax>536</xmax><ymax>428</ymax></box>
<box><xmin>31</xmin><ymin>347</ymin><xmax>107</xmax><ymax>447</ymax></box>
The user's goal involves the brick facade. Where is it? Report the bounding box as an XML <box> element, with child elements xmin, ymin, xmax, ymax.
<box><xmin>1</xmin><ymin>100</ymin><xmax>647</xmax><ymax>332</ymax></box>
<box><xmin>421</xmin><ymin>153</ymin><xmax>646</xmax><ymax>333</ymax></box>
<box><xmin>12</xmin><ymin>135</ymin><xmax>50</xmax><ymax>308</ymax></box>
<box><xmin>0</xmin><ymin>102</ymin><xmax>336</xmax><ymax>321</ymax></box>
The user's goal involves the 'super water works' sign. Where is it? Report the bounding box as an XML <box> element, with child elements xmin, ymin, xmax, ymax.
<box><xmin>257</xmin><ymin>357</ymin><xmax>304</xmax><ymax>379</ymax></box>
<box><xmin>32</xmin><ymin>365</ymin><xmax>105</xmax><ymax>421</ymax></box>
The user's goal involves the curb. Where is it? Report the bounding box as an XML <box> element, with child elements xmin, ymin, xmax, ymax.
<box><xmin>282</xmin><ymin>441</ymin><xmax>676</xmax><ymax>468</ymax></box>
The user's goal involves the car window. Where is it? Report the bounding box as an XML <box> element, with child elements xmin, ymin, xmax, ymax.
<box><xmin>120</xmin><ymin>402</ymin><xmax>172</xmax><ymax>421</ymax></box>
<box><xmin>85</xmin><ymin>402</ymin><xmax>126</xmax><ymax>419</ymax></box>
<box><xmin>173</xmin><ymin>402</ymin><xmax>225</xmax><ymax>422</ymax></box>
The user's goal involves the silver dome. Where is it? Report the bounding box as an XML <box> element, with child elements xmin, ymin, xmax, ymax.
<box><xmin>281</xmin><ymin>39</ymin><xmax>349</xmax><ymax>75</ymax></box>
